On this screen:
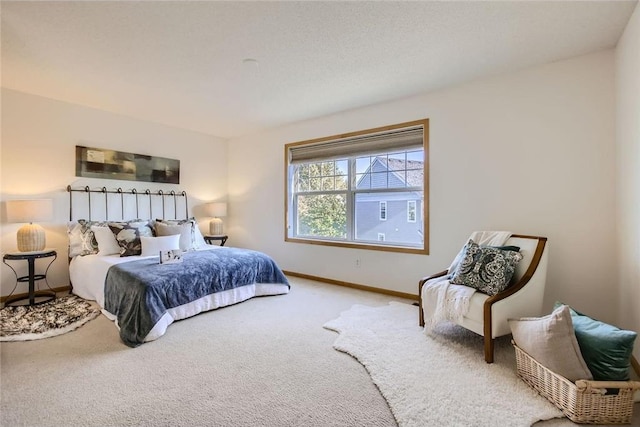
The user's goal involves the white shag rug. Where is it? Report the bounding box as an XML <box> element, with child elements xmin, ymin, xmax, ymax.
<box><xmin>324</xmin><ymin>302</ymin><xmax>563</xmax><ymax>427</ymax></box>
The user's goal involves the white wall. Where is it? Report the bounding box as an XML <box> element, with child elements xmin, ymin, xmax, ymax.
<box><xmin>0</xmin><ymin>89</ymin><xmax>228</xmax><ymax>295</ymax></box>
<box><xmin>615</xmin><ymin>3</ymin><xmax>640</xmax><ymax>359</ymax></box>
<box><xmin>227</xmin><ymin>50</ymin><xmax>619</xmax><ymax>323</ymax></box>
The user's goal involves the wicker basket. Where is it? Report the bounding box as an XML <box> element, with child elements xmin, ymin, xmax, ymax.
<box><xmin>513</xmin><ymin>342</ymin><xmax>640</xmax><ymax>424</ymax></box>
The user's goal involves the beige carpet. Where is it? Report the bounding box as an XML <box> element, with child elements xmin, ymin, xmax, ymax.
<box><xmin>1</xmin><ymin>277</ymin><xmax>637</xmax><ymax>426</ymax></box>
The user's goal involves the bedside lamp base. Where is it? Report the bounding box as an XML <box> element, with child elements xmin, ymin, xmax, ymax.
<box><xmin>209</xmin><ymin>218</ymin><xmax>224</xmax><ymax>235</ymax></box>
<box><xmin>17</xmin><ymin>223</ymin><xmax>46</xmax><ymax>252</ymax></box>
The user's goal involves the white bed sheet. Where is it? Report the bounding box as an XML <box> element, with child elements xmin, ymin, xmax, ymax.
<box><xmin>69</xmin><ymin>246</ymin><xmax>289</xmax><ymax>343</ymax></box>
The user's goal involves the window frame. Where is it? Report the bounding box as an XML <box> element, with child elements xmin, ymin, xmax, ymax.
<box><xmin>284</xmin><ymin>119</ymin><xmax>429</xmax><ymax>255</ymax></box>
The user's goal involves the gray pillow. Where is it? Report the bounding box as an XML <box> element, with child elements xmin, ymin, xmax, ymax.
<box><xmin>509</xmin><ymin>305</ymin><xmax>593</xmax><ymax>382</ymax></box>
<box><xmin>449</xmin><ymin>239</ymin><xmax>523</xmax><ymax>295</ymax></box>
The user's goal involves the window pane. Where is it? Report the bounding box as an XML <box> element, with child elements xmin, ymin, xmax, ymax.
<box><xmin>322</xmin><ymin>177</ymin><xmax>334</xmax><ymax>190</ymax></box>
<box><xmin>388</xmin><ymin>152</ymin><xmax>406</xmax><ymax>170</ymax></box>
<box><xmin>296</xmin><ymin>165</ymin><xmax>309</xmax><ymax>191</ymax></box>
<box><xmin>335</xmin><ymin>175</ymin><xmax>348</xmax><ymax>190</ymax></box>
<box><xmin>354</xmin><ymin>192</ymin><xmax>423</xmax><ymax>246</ymax></box>
<box><xmin>310</xmin><ymin>178</ymin><xmax>322</xmax><ymax>191</ymax></box>
<box><xmin>356</xmin><ymin>173</ymin><xmax>370</xmax><ymax>189</ymax></box>
<box><xmin>335</xmin><ymin>160</ymin><xmax>348</xmax><ymax>175</ymax></box>
<box><xmin>309</xmin><ymin>163</ymin><xmax>321</xmax><ymax>177</ymax></box>
<box><xmin>356</xmin><ymin>156</ymin><xmax>371</xmax><ymax>174</ymax></box>
<box><xmin>296</xmin><ymin>194</ymin><xmax>347</xmax><ymax>239</ymax></box>
<box><xmin>407</xmin><ymin>150</ymin><xmax>423</xmax><ymax>163</ymax></box>
<box><xmin>322</xmin><ymin>161</ymin><xmax>335</xmax><ymax>176</ymax></box>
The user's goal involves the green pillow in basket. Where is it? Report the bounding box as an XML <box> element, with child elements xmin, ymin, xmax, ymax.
<box><xmin>554</xmin><ymin>302</ymin><xmax>637</xmax><ymax>381</ymax></box>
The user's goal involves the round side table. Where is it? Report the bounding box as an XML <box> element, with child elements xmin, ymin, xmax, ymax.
<box><xmin>2</xmin><ymin>249</ymin><xmax>57</xmax><ymax>306</ymax></box>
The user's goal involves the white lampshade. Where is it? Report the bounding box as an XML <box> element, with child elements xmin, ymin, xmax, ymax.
<box><xmin>207</xmin><ymin>202</ymin><xmax>227</xmax><ymax>218</ymax></box>
<box><xmin>7</xmin><ymin>199</ymin><xmax>53</xmax><ymax>223</ymax></box>
<box><xmin>6</xmin><ymin>199</ymin><xmax>53</xmax><ymax>252</ymax></box>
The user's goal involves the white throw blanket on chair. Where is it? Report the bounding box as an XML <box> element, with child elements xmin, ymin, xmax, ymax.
<box><xmin>422</xmin><ymin>231</ymin><xmax>512</xmax><ymax>333</ymax></box>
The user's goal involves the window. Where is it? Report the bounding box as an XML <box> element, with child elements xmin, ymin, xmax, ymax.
<box><xmin>379</xmin><ymin>201</ymin><xmax>387</xmax><ymax>221</ymax></box>
<box><xmin>285</xmin><ymin>119</ymin><xmax>429</xmax><ymax>254</ymax></box>
<box><xmin>407</xmin><ymin>200</ymin><xmax>417</xmax><ymax>223</ymax></box>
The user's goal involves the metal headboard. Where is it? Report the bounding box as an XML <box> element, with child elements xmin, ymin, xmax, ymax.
<box><xmin>66</xmin><ymin>185</ymin><xmax>188</xmax><ymax>221</ymax></box>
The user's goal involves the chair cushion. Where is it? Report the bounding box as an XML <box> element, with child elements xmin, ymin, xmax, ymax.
<box><xmin>450</xmin><ymin>239</ymin><xmax>523</xmax><ymax>295</ymax></box>
<box><xmin>509</xmin><ymin>305</ymin><xmax>593</xmax><ymax>381</ymax></box>
<box><xmin>554</xmin><ymin>302</ymin><xmax>637</xmax><ymax>381</ymax></box>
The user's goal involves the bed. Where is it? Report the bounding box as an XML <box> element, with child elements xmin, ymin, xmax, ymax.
<box><xmin>67</xmin><ymin>185</ymin><xmax>289</xmax><ymax>347</ymax></box>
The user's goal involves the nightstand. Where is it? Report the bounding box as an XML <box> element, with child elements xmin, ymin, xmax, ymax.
<box><xmin>204</xmin><ymin>235</ymin><xmax>228</xmax><ymax>246</ymax></box>
<box><xmin>2</xmin><ymin>249</ymin><xmax>57</xmax><ymax>306</ymax></box>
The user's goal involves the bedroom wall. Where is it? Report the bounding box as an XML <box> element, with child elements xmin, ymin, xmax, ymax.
<box><xmin>226</xmin><ymin>50</ymin><xmax>620</xmax><ymax>324</ymax></box>
<box><xmin>615</xmin><ymin>3</ymin><xmax>640</xmax><ymax>359</ymax></box>
<box><xmin>0</xmin><ymin>89</ymin><xmax>228</xmax><ymax>296</ymax></box>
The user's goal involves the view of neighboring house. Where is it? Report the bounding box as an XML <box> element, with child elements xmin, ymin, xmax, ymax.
<box><xmin>355</xmin><ymin>156</ymin><xmax>423</xmax><ymax>246</ymax></box>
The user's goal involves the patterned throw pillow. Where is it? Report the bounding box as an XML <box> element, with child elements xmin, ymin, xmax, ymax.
<box><xmin>155</xmin><ymin>217</ymin><xmax>202</xmax><ymax>250</ymax></box>
<box><xmin>67</xmin><ymin>220</ymin><xmax>108</xmax><ymax>257</ymax></box>
<box><xmin>450</xmin><ymin>239</ymin><xmax>523</xmax><ymax>295</ymax></box>
<box><xmin>155</xmin><ymin>222</ymin><xmax>195</xmax><ymax>252</ymax></box>
<box><xmin>108</xmin><ymin>220</ymin><xmax>155</xmax><ymax>257</ymax></box>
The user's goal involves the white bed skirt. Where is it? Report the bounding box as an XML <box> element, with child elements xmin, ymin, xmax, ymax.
<box><xmin>102</xmin><ymin>283</ymin><xmax>288</xmax><ymax>342</ymax></box>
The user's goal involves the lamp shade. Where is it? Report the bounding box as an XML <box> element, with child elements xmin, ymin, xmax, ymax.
<box><xmin>6</xmin><ymin>199</ymin><xmax>53</xmax><ymax>223</ymax></box>
<box><xmin>6</xmin><ymin>199</ymin><xmax>53</xmax><ymax>252</ymax></box>
<box><xmin>207</xmin><ymin>202</ymin><xmax>227</xmax><ymax>218</ymax></box>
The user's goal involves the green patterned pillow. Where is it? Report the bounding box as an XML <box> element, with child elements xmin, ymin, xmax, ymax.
<box><xmin>450</xmin><ymin>239</ymin><xmax>523</xmax><ymax>295</ymax></box>
<box><xmin>108</xmin><ymin>220</ymin><xmax>154</xmax><ymax>257</ymax></box>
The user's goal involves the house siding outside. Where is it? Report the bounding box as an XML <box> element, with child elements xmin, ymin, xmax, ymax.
<box><xmin>355</xmin><ymin>157</ymin><xmax>424</xmax><ymax>245</ymax></box>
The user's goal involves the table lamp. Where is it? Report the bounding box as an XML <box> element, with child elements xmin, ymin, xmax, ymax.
<box><xmin>207</xmin><ymin>202</ymin><xmax>227</xmax><ymax>235</ymax></box>
<box><xmin>6</xmin><ymin>199</ymin><xmax>53</xmax><ymax>252</ymax></box>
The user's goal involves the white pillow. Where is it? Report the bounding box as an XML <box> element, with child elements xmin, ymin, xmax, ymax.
<box><xmin>91</xmin><ymin>226</ymin><xmax>122</xmax><ymax>256</ymax></box>
<box><xmin>509</xmin><ymin>305</ymin><xmax>593</xmax><ymax>382</ymax></box>
<box><xmin>155</xmin><ymin>222</ymin><xmax>194</xmax><ymax>252</ymax></box>
<box><xmin>140</xmin><ymin>235</ymin><xmax>180</xmax><ymax>257</ymax></box>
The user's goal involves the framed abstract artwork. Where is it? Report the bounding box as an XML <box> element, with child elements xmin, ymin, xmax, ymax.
<box><xmin>76</xmin><ymin>145</ymin><xmax>180</xmax><ymax>184</ymax></box>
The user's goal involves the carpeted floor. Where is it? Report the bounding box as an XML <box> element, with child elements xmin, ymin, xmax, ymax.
<box><xmin>1</xmin><ymin>277</ymin><xmax>637</xmax><ymax>426</ymax></box>
<box><xmin>324</xmin><ymin>302</ymin><xmax>563</xmax><ymax>427</ymax></box>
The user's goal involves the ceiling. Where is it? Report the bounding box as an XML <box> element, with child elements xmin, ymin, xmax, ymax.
<box><xmin>1</xmin><ymin>1</ymin><xmax>637</xmax><ymax>140</ymax></box>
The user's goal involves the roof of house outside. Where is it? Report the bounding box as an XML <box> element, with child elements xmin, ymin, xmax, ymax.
<box><xmin>356</xmin><ymin>157</ymin><xmax>423</xmax><ymax>189</ymax></box>
<box><xmin>380</xmin><ymin>158</ymin><xmax>424</xmax><ymax>187</ymax></box>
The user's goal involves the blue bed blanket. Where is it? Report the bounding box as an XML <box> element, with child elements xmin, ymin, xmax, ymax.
<box><xmin>104</xmin><ymin>248</ymin><xmax>289</xmax><ymax>347</ymax></box>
